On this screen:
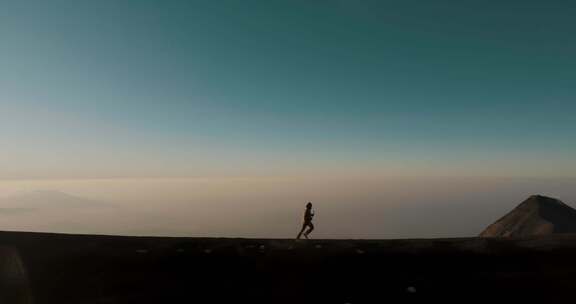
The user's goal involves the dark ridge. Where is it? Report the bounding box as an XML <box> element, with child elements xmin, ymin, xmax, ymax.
<box><xmin>3</xmin><ymin>230</ymin><xmax>576</xmax><ymax>303</ymax></box>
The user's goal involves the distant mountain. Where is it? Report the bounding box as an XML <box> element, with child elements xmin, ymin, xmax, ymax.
<box><xmin>480</xmin><ymin>195</ymin><xmax>576</xmax><ymax>237</ymax></box>
<box><xmin>0</xmin><ymin>208</ymin><xmax>33</xmax><ymax>215</ymax></box>
<box><xmin>0</xmin><ymin>190</ymin><xmax>107</xmax><ymax>210</ymax></box>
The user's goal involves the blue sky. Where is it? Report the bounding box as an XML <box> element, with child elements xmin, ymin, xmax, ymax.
<box><xmin>1</xmin><ymin>0</ymin><xmax>575</xmax><ymax>179</ymax></box>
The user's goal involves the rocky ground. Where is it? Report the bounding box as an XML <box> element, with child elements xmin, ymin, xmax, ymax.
<box><xmin>2</xmin><ymin>231</ymin><xmax>576</xmax><ymax>303</ymax></box>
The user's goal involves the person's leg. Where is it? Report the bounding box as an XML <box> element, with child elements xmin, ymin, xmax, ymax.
<box><xmin>296</xmin><ymin>223</ymin><xmax>307</xmax><ymax>239</ymax></box>
<box><xmin>304</xmin><ymin>223</ymin><xmax>314</xmax><ymax>238</ymax></box>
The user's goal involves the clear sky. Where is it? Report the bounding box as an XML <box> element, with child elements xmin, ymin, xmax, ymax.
<box><xmin>0</xmin><ymin>1</ymin><xmax>575</xmax><ymax>238</ymax></box>
<box><xmin>1</xmin><ymin>0</ymin><xmax>575</xmax><ymax>179</ymax></box>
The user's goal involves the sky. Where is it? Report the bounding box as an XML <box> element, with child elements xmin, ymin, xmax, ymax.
<box><xmin>0</xmin><ymin>1</ymin><xmax>575</xmax><ymax>238</ymax></box>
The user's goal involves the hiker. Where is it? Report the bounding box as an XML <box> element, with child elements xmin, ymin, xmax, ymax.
<box><xmin>297</xmin><ymin>202</ymin><xmax>315</xmax><ymax>239</ymax></box>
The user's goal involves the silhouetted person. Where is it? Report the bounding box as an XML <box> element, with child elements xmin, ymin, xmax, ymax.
<box><xmin>297</xmin><ymin>202</ymin><xmax>315</xmax><ymax>239</ymax></box>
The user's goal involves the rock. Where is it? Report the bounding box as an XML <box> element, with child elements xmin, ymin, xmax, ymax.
<box><xmin>480</xmin><ymin>195</ymin><xmax>576</xmax><ymax>237</ymax></box>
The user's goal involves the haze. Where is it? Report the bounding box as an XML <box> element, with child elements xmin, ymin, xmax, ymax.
<box><xmin>1</xmin><ymin>1</ymin><xmax>575</xmax><ymax>238</ymax></box>
<box><xmin>0</xmin><ymin>177</ymin><xmax>574</xmax><ymax>239</ymax></box>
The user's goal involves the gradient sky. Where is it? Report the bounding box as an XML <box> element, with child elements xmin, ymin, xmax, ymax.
<box><xmin>1</xmin><ymin>1</ymin><xmax>576</xmax><ymax>238</ymax></box>
<box><xmin>1</xmin><ymin>0</ymin><xmax>575</xmax><ymax>179</ymax></box>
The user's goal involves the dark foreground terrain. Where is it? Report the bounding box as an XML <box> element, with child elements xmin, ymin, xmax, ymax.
<box><xmin>2</xmin><ymin>231</ymin><xmax>576</xmax><ymax>303</ymax></box>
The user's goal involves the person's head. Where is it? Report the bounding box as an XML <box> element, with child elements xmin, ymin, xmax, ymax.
<box><xmin>306</xmin><ymin>202</ymin><xmax>312</xmax><ymax>209</ymax></box>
